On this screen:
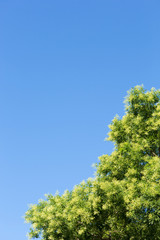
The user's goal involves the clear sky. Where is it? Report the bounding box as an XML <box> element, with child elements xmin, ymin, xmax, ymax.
<box><xmin>0</xmin><ymin>1</ymin><xmax>160</xmax><ymax>239</ymax></box>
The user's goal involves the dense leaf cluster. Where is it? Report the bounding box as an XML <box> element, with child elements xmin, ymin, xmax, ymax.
<box><xmin>25</xmin><ymin>86</ymin><xmax>160</xmax><ymax>240</ymax></box>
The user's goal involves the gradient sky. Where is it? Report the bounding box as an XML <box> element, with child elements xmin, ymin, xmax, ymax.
<box><xmin>0</xmin><ymin>1</ymin><xmax>160</xmax><ymax>239</ymax></box>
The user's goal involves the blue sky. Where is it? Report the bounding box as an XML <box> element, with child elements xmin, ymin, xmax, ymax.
<box><xmin>0</xmin><ymin>1</ymin><xmax>160</xmax><ymax>239</ymax></box>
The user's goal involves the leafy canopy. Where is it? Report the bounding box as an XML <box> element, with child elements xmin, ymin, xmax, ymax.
<box><xmin>25</xmin><ymin>86</ymin><xmax>160</xmax><ymax>240</ymax></box>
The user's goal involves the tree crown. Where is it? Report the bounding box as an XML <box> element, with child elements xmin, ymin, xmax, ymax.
<box><xmin>25</xmin><ymin>86</ymin><xmax>160</xmax><ymax>240</ymax></box>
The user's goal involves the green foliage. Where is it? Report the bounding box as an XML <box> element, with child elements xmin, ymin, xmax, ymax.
<box><xmin>25</xmin><ymin>86</ymin><xmax>160</xmax><ymax>239</ymax></box>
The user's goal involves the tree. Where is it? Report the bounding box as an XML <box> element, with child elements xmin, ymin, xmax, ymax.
<box><xmin>25</xmin><ymin>85</ymin><xmax>160</xmax><ymax>240</ymax></box>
